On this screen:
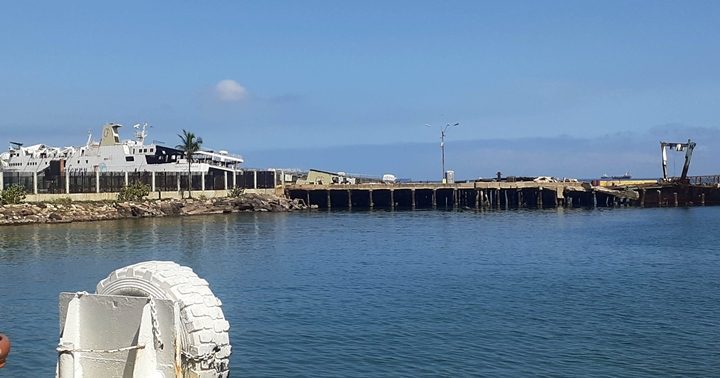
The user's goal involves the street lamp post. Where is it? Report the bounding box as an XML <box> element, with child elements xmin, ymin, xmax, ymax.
<box><xmin>427</xmin><ymin>122</ymin><xmax>460</xmax><ymax>183</ymax></box>
<box><xmin>440</xmin><ymin>122</ymin><xmax>460</xmax><ymax>183</ymax></box>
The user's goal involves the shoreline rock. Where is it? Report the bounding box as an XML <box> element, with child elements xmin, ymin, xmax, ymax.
<box><xmin>0</xmin><ymin>193</ymin><xmax>308</xmax><ymax>226</ymax></box>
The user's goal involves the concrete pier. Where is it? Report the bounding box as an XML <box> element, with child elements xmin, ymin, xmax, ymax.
<box><xmin>286</xmin><ymin>181</ymin><xmax>720</xmax><ymax>210</ymax></box>
<box><xmin>288</xmin><ymin>181</ymin><xmax>583</xmax><ymax>210</ymax></box>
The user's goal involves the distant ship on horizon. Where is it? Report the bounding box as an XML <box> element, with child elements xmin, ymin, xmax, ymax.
<box><xmin>601</xmin><ymin>172</ymin><xmax>632</xmax><ymax>180</ymax></box>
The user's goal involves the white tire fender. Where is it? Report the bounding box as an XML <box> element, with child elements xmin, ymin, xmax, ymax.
<box><xmin>96</xmin><ymin>261</ymin><xmax>230</xmax><ymax>377</ymax></box>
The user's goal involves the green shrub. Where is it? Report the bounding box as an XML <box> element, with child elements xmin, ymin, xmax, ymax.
<box><xmin>0</xmin><ymin>184</ymin><xmax>27</xmax><ymax>205</ymax></box>
<box><xmin>228</xmin><ymin>186</ymin><xmax>244</xmax><ymax>198</ymax></box>
<box><xmin>48</xmin><ymin>197</ymin><xmax>73</xmax><ymax>205</ymax></box>
<box><xmin>117</xmin><ymin>182</ymin><xmax>150</xmax><ymax>202</ymax></box>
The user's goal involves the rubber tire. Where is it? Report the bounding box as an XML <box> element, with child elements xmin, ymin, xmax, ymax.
<box><xmin>96</xmin><ymin>261</ymin><xmax>231</xmax><ymax>377</ymax></box>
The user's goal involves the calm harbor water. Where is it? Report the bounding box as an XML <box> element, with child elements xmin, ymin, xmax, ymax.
<box><xmin>1</xmin><ymin>208</ymin><xmax>719</xmax><ymax>376</ymax></box>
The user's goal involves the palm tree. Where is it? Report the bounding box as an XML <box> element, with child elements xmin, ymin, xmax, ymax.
<box><xmin>176</xmin><ymin>129</ymin><xmax>203</xmax><ymax>197</ymax></box>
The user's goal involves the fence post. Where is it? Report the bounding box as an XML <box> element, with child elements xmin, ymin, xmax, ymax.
<box><xmin>96</xmin><ymin>171</ymin><xmax>100</xmax><ymax>193</ymax></box>
<box><xmin>201</xmin><ymin>173</ymin><xmax>205</xmax><ymax>191</ymax></box>
<box><xmin>233</xmin><ymin>170</ymin><xmax>237</xmax><ymax>188</ymax></box>
<box><xmin>253</xmin><ymin>170</ymin><xmax>258</xmax><ymax>190</ymax></box>
<box><xmin>0</xmin><ymin>171</ymin><xmax>3</xmax><ymax>190</ymax></box>
<box><xmin>66</xmin><ymin>171</ymin><xmax>70</xmax><ymax>194</ymax></box>
<box><xmin>224</xmin><ymin>171</ymin><xmax>228</xmax><ymax>191</ymax></box>
<box><xmin>151</xmin><ymin>172</ymin><xmax>156</xmax><ymax>192</ymax></box>
<box><xmin>33</xmin><ymin>171</ymin><xmax>38</xmax><ymax>194</ymax></box>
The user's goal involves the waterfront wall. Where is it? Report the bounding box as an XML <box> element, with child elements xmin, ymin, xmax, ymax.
<box><xmin>22</xmin><ymin>188</ymin><xmax>279</xmax><ymax>203</ymax></box>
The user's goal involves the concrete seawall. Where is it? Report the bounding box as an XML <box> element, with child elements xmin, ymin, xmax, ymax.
<box><xmin>21</xmin><ymin>188</ymin><xmax>280</xmax><ymax>203</ymax></box>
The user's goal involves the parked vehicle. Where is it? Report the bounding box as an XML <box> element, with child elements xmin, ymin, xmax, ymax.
<box><xmin>382</xmin><ymin>174</ymin><xmax>397</xmax><ymax>184</ymax></box>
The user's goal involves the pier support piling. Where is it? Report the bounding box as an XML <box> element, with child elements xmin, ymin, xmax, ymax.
<box><xmin>518</xmin><ymin>189</ymin><xmax>523</xmax><ymax>209</ymax></box>
<box><xmin>537</xmin><ymin>189</ymin><xmax>543</xmax><ymax>209</ymax></box>
<box><xmin>640</xmin><ymin>189</ymin><xmax>646</xmax><ymax>207</ymax></box>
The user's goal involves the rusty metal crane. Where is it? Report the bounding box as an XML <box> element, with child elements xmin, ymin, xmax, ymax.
<box><xmin>660</xmin><ymin>139</ymin><xmax>696</xmax><ymax>182</ymax></box>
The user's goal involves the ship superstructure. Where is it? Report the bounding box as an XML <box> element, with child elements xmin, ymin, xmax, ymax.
<box><xmin>1</xmin><ymin>123</ymin><xmax>244</xmax><ymax>176</ymax></box>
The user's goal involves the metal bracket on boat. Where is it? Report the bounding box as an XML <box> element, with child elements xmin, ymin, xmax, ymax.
<box><xmin>56</xmin><ymin>292</ymin><xmax>177</xmax><ymax>377</ymax></box>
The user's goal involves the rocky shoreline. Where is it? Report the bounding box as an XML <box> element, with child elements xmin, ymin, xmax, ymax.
<box><xmin>0</xmin><ymin>193</ymin><xmax>308</xmax><ymax>226</ymax></box>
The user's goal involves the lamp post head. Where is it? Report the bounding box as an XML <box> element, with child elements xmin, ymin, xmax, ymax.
<box><xmin>441</xmin><ymin>122</ymin><xmax>460</xmax><ymax>134</ymax></box>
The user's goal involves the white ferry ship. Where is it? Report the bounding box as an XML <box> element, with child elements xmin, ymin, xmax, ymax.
<box><xmin>0</xmin><ymin>123</ymin><xmax>243</xmax><ymax>176</ymax></box>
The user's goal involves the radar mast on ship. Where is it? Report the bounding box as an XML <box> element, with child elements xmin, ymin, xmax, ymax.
<box><xmin>132</xmin><ymin>123</ymin><xmax>149</xmax><ymax>145</ymax></box>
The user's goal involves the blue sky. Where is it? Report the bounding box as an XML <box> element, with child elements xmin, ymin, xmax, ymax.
<box><xmin>1</xmin><ymin>1</ymin><xmax>719</xmax><ymax>179</ymax></box>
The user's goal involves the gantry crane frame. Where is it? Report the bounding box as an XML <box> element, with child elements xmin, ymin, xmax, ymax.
<box><xmin>660</xmin><ymin>139</ymin><xmax>696</xmax><ymax>182</ymax></box>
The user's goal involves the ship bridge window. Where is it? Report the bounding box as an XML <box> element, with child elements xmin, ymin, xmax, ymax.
<box><xmin>150</xmin><ymin>148</ymin><xmax>154</xmax><ymax>153</ymax></box>
<box><xmin>126</xmin><ymin>156</ymin><xmax>135</xmax><ymax>162</ymax></box>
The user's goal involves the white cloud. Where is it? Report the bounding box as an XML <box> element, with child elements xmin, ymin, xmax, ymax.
<box><xmin>215</xmin><ymin>79</ymin><xmax>248</xmax><ymax>102</ymax></box>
